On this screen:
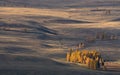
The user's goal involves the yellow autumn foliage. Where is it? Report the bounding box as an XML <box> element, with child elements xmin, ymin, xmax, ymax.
<box><xmin>66</xmin><ymin>49</ymin><xmax>105</xmax><ymax>70</ymax></box>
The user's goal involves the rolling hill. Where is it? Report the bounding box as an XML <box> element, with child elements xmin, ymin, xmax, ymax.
<box><xmin>0</xmin><ymin>0</ymin><xmax>120</xmax><ymax>75</ymax></box>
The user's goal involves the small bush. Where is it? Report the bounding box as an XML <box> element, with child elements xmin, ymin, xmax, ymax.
<box><xmin>86</xmin><ymin>37</ymin><xmax>96</xmax><ymax>43</ymax></box>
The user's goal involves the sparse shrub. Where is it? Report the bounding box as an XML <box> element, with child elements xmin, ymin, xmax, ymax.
<box><xmin>66</xmin><ymin>52</ymin><xmax>70</xmax><ymax>62</ymax></box>
<box><xmin>86</xmin><ymin>36</ymin><xmax>96</xmax><ymax>43</ymax></box>
<box><xmin>93</xmin><ymin>60</ymin><xmax>98</xmax><ymax>70</ymax></box>
<box><xmin>89</xmin><ymin>58</ymin><xmax>94</xmax><ymax>69</ymax></box>
<box><xmin>96</xmin><ymin>32</ymin><xmax>106</xmax><ymax>40</ymax></box>
<box><xmin>96</xmin><ymin>32</ymin><xmax>118</xmax><ymax>40</ymax></box>
<box><xmin>99</xmin><ymin>34</ymin><xmax>104</xmax><ymax>40</ymax></box>
<box><xmin>70</xmin><ymin>52</ymin><xmax>76</xmax><ymax>62</ymax></box>
<box><xmin>103</xmin><ymin>66</ymin><xmax>107</xmax><ymax>70</ymax></box>
<box><xmin>78</xmin><ymin>42</ymin><xmax>85</xmax><ymax>49</ymax></box>
<box><xmin>110</xmin><ymin>35</ymin><xmax>118</xmax><ymax>40</ymax></box>
<box><xmin>105</xmin><ymin>10</ymin><xmax>111</xmax><ymax>15</ymax></box>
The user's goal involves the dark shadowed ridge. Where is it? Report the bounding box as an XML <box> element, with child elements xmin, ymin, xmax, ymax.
<box><xmin>0</xmin><ymin>21</ymin><xmax>58</xmax><ymax>35</ymax></box>
<box><xmin>0</xmin><ymin>0</ymin><xmax>119</xmax><ymax>8</ymax></box>
<box><xmin>47</xmin><ymin>19</ymin><xmax>93</xmax><ymax>24</ymax></box>
<box><xmin>111</xmin><ymin>18</ymin><xmax>120</xmax><ymax>21</ymax></box>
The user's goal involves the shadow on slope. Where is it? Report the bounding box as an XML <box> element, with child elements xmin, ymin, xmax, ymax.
<box><xmin>0</xmin><ymin>21</ymin><xmax>57</xmax><ymax>35</ymax></box>
<box><xmin>0</xmin><ymin>21</ymin><xmax>58</xmax><ymax>40</ymax></box>
<box><xmin>41</xmin><ymin>44</ymin><xmax>55</xmax><ymax>48</ymax></box>
<box><xmin>0</xmin><ymin>54</ymin><xmax>119</xmax><ymax>75</ymax></box>
<box><xmin>0</xmin><ymin>46</ymin><xmax>35</xmax><ymax>54</ymax></box>
<box><xmin>26</xmin><ymin>21</ymin><xmax>58</xmax><ymax>35</ymax></box>
<box><xmin>47</xmin><ymin>19</ymin><xmax>92</xmax><ymax>24</ymax></box>
<box><xmin>0</xmin><ymin>54</ymin><xmax>68</xmax><ymax>67</ymax></box>
<box><xmin>111</xmin><ymin>18</ymin><xmax>120</xmax><ymax>21</ymax></box>
<box><xmin>0</xmin><ymin>41</ymin><xmax>32</xmax><ymax>45</ymax></box>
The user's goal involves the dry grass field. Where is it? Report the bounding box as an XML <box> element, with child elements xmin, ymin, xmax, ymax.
<box><xmin>0</xmin><ymin>0</ymin><xmax>120</xmax><ymax>75</ymax></box>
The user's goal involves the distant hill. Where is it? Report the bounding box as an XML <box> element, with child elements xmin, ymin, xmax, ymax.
<box><xmin>0</xmin><ymin>0</ymin><xmax>120</xmax><ymax>8</ymax></box>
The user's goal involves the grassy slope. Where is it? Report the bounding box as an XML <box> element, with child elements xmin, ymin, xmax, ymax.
<box><xmin>0</xmin><ymin>6</ymin><xmax>120</xmax><ymax>75</ymax></box>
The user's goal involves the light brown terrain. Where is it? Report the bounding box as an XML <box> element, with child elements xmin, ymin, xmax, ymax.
<box><xmin>0</xmin><ymin>6</ymin><xmax>120</xmax><ymax>75</ymax></box>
